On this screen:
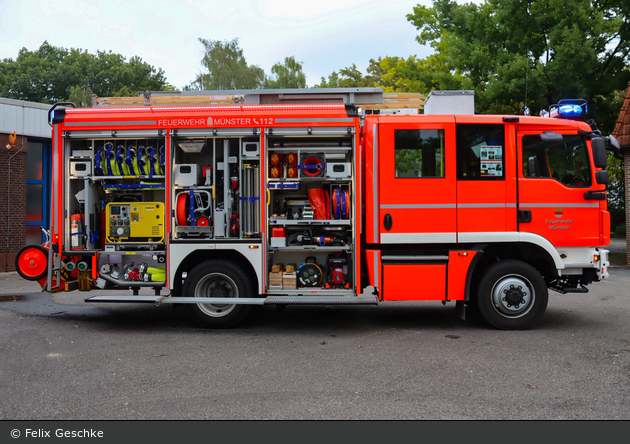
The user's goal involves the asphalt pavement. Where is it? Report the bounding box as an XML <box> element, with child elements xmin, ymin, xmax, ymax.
<box><xmin>0</xmin><ymin>255</ymin><xmax>629</xmax><ymax>421</ymax></box>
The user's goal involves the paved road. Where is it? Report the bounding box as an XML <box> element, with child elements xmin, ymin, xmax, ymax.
<box><xmin>0</xmin><ymin>267</ymin><xmax>629</xmax><ymax>420</ymax></box>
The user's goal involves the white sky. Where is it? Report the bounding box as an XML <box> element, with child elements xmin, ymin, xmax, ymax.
<box><xmin>0</xmin><ymin>0</ymin><xmax>442</xmax><ymax>90</ymax></box>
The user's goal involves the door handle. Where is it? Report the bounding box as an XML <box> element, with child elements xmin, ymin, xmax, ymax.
<box><xmin>383</xmin><ymin>213</ymin><xmax>393</xmax><ymax>231</ymax></box>
<box><xmin>518</xmin><ymin>209</ymin><xmax>532</xmax><ymax>223</ymax></box>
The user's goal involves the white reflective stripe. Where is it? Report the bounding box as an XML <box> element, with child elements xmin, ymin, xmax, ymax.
<box><xmin>381</xmin><ymin>203</ymin><xmax>516</xmax><ymax>209</ymax></box>
<box><xmin>458</xmin><ymin>203</ymin><xmax>508</xmax><ymax>208</ymax></box>
<box><xmin>459</xmin><ymin>232</ymin><xmax>564</xmax><ymax>270</ymax></box>
<box><xmin>458</xmin><ymin>232</ymin><xmax>520</xmax><ymax>243</ymax></box>
<box><xmin>373</xmin><ymin>124</ymin><xmax>379</xmax><ymax>244</ymax></box>
<box><xmin>520</xmin><ymin>203</ymin><xmax>600</xmax><ymax>208</ymax></box>
<box><xmin>65</xmin><ymin>121</ymin><xmax>157</xmax><ymax>126</ymax></box>
<box><xmin>380</xmin><ymin>232</ymin><xmax>457</xmax><ymax>243</ymax></box>
<box><xmin>274</xmin><ymin>118</ymin><xmax>354</xmax><ymax>123</ymax></box>
<box><xmin>381</xmin><ymin>204</ymin><xmax>456</xmax><ymax>209</ymax></box>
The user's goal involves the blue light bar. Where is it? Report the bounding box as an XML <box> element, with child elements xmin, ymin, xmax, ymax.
<box><xmin>548</xmin><ymin>99</ymin><xmax>588</xmax><ymax>120</ymax></box>
<box><xmin>558</xmin><ymin>104</ymin><xmax>584</xmax><ymax>116</ymax></box>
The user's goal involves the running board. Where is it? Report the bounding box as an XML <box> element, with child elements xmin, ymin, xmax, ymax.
<box><xmin>84</xmin><ymin>295</ymin><xmax>379</xmax><ymax>305</ymax></box>
<box><xmin>85</xmin><ymin>295</ymin><xmax>165</xmax><ymax>303</ymax></box>
<box><xmin>264</xmin><ymin>295</ymin><xmax>379</xmax><ymax>305</ymax></box>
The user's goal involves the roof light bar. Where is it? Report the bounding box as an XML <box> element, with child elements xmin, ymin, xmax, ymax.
<box><xmin>544</xmin><ymin>99</ymin><xmax>588</xmax><ymax>120</ymax></box>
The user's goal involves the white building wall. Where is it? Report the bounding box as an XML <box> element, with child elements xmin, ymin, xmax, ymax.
<box><xmin>0</xmin><ymin>98</ymin><xmax>51</xmax><ymax>139</ymax></box>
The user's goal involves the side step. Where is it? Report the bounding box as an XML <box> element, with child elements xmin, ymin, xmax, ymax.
<box><xmin>264</xmin><ymin>295</ymin><xmax>379</xmax><ymax>305</ymax></box>
<box><xmin>85</xmin><ymin>295</ymin><xmax>165</xmax><ymax>303</ymax></box>
<box><xmin>84</xmin><ymin>295</ymin><xmax>379</xmax><ymax>305</ymax></box>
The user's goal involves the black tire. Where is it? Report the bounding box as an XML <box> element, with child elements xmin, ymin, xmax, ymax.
<box><xmin>475</xmin><ymin>260</ymin><xmax>548</xmax><ymax>330</ymax></box>
<box><xmin>15</xmin><ymin>244</ymin><xmax>48</xmax><ymax>281</ymax></box>
<box><xmin>182</xmin><ymin>259</ymin><xmax>254</xmax><ymax>328</ymax></box>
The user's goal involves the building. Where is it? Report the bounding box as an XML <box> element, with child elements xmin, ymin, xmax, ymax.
<box><xmin>612</xmin><ymin>85</ymin><xmax>630</xmax><ymax>267</ymax></box>
<box><xmin>0</xmin><ymin>98</ymin><xmax>51</xmax><ymax>272</ymax></box>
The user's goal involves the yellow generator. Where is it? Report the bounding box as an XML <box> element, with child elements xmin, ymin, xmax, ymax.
<box><xmin>106</xmin><ymin>202</ymin><xmax>165</xmax><ymax>243</ymax></box>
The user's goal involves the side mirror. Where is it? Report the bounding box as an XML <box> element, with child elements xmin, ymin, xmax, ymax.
<box><xmin>591</xmin><ymin>138</ymin><xmax>608</xmax><ymax>168</ymax></box>
<box><xmin>596</xmin><ymin>170</ymin><xmax>609</xmax><ymax>186</ymax></box>
<box><xmin>605</xmin><ymin>135</ymin><xmax>622</xmax><ymax>160</ymax></box>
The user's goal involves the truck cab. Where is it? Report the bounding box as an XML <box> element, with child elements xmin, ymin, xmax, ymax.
<box><xmin>363</xmin><ymin>110</ymin><xmax>612</xmax><ymax>329</ymax></box>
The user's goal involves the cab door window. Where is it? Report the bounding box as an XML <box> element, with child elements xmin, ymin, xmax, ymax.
<box><xmin>456</xmin><ymin>124</ymin><xmax>505</xmax><ymax>180</ymax></box>
<box><xmin>522</xmin><ymin>134</ymin><xmax>591</xmax><ymax>187</ymax></box>
<box><xmin>395</xmin><ymin>129</ymin><xmax>445</xmax><ymax>178</ymax></box>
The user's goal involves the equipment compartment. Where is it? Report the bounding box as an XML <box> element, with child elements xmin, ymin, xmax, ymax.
<box><xmin>171</xmin><ymin>135</ymin><xmax>261</xmax><ymax>240</ymax></box>
<box><xmin>63</xmin><ymin>135</ymin><xmax>167</xmax><ymax>253</ymax></box>
<box><xmin>265</xmin><ymin>131</ymin><xmax>356</xmax><ymax>294</ymax></box>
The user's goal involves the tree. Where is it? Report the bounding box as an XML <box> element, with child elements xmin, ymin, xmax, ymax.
<box><xmin>371</xmin><ymin>54</ymin><xmax>467</xmax><ymax>92</ymax></box>
<box><xmin>407</xmin><ymin>0</ymin><xmax>630</xmax><ymax>131</ymax></box>
<box><xmin>187</xmin><ymin>38</ymin><xmax>265</xmax><ymax>90</ymax></box>
<box><xmin>314</xmin><ymin>63</ymin><xmax>380</xmax><ymax>88</ymax></box>
<box><xmin>264</xmin><ymin>56</ymin><xmax>306</xmax><ymax>89</ymax></box>
<box><xmin>0</xmin><ymin>41</ymin><xmax>170</xmax><ymax>104</ymax></box>
<box><xmin>67</xmin><ymin>85</ymin><xmax>93</xmax><ymax>108</ymax></box>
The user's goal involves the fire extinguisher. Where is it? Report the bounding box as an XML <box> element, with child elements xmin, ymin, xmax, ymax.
<box><xmin>70</xmin><ymin>213</ymin><xmax>85</xmax><ymax>250</ymax></box>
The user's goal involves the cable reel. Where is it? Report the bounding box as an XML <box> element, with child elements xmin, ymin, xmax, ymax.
<box><xmin>297</xmin><ymin>257</ymin><xmax>324</xmax><ymax>287</ymax></box>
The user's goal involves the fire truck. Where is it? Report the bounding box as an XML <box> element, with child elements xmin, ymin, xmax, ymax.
<box><xmin>15</xmin><ymin>90</ymin><xmax>618</xmax><ymax>330</ymax></box>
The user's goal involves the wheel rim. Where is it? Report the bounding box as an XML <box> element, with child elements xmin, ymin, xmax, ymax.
<box><xmin>490</xmin><ymin>274</ymin><xmax>535</xmax><ymax>319</ymax></box>
<box><xmin>194</xmin><ymin>273</ymin><xmax>238</xmax><ymax>318</ymax></box>
<box><xmin>18</xmin><ymin>247</ymin><xmax>47</xmax><ymax>279</ymax></box>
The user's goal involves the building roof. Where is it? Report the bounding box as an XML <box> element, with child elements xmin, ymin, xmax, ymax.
<box><xmin>613</xmin><ymin>84</ymin><xmax>630</xmax><ymax>148</ymax></box>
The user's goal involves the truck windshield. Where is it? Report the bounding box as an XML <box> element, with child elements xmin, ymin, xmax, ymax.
<box><xmin>522</xmin><ymin>134</ymin><xmax>591</xmax><ymax>187</ymax></box>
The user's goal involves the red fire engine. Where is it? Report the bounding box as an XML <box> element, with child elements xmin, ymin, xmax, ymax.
<box><xmin>15</xmin><ymin>92</ymin><xmax>617</xmax><ymax>330</ymax></box>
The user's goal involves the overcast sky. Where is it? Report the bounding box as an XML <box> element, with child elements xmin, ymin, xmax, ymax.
<box><xmin>0</xmin><ymin>0</ymin><xmax>442</xmax><ymax>90</ymax></box>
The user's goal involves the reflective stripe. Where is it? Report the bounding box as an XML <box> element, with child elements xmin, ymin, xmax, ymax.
<box><xmin>459</xmin><ymin>203</ymin><xmax>508</xmax><ymax>208</ymax></box>
<box><xmin>380</xmin><ymin>203</ymin><xmax>516</xmax><ymax>209</ymax></box>
<box><xmin>65</xmin><ymin>121</ymin><xmax>157</xmax><ymax>126</ymax></box>
<box><xmin>380</xmin><ymin>232</ymin><xmax>457</xmax><ymax>243</ymax></box>
<box><xmin>275</xmin><ymin>118</ymin><xmax>354</xmax><ymax>123</ymax></box>
<box><xmin>520</xmin><ymin>203</ymin><xmax>600</xmax><ymax>208</ymax></box>
<box><xmin>381</xmin><ymin>204</ymin><xmax>456</xmax><ymax>209</ymax></box>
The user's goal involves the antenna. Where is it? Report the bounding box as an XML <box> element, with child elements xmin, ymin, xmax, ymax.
<box><xmin>524</xmin><ymin>50</ymin><xmax>529</xmax><ymax>116</ymax></box>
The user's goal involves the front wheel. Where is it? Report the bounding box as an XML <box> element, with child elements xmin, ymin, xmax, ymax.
<box><xmin>182</xmin><ymin>260</ymin><xmax>254</xmax><ymax>328</ymax></box>
<box><xmin>475</xmin><ymin>260</ymin><xmax>548</xmax><ymax>330</ymax></box>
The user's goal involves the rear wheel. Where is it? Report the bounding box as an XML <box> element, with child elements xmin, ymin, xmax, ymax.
<box><xmin>15</xmin><ymin>245</ymin><xmax>48</xmax><ymax>281</ymax></box>
<box><xmin>475</xmin><ymin>260</ymin><xmax>548</xmax><ymax>330</ymax></box>
<box><xmin>182</xmin><ymin>260</ymin><xmax>254</xmax><ymax>328</ymax></box>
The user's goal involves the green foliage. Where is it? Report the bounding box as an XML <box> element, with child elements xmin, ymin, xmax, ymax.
<box><xmin>187</xmin><ymin>38</ymin><xmax>265</xmax><ymax>90</ymax></box>
<box><xmin>314</xmin><ymin>63</ymin><xmax>378</xmax><ymax>88</ymax></box>
<box><xmin>67</xmin><ymin>85</ymin><xmax>93</xmax><ymax>108</ymax></box>
<box><xmin>0</xmin><ymin>41</ymin><xmax>170</xmax><ymax>104</ymax></box>
<box><xmin>406</xmin><ymin>0</ymin><xmax>630</xmax><ymax>132</ymax></box>
<box><xmin>264</xmin><ymin>56</ymin><xmax>306</xmax><ymax>89</ymax></box>
<box><xmin>613</xmin><ymin>223</ymin><xmax>626</xmax><ymax>236</ymax></box>
<box><xmin>314</xmin><ymin>53</ymin><xmax>466</xmax><ymax>93</ymax></box>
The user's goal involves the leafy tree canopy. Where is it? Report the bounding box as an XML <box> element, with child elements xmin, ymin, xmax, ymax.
<box><xmin>264</xmin><ymin>56</ymin><xmax>306</xmax><ymax>89</ymax></box>
<box><xmin>406</xmin><ymin>0</ymin><xmax>630</xmax><ymax>132</ymax></box>
<box><xmin>0</xmin><ymin>41</ymin><xmax>172</xmax><ymax>105</ymax></box>
<box><xmin>187</xmin><ymin>38</ymin><xmax>265</xmax><ymax>90</ymax></box>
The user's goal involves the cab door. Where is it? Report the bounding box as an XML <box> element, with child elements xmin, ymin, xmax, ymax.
<box><xmin>377</xmin><ymin>116</ymin><xmax>456</xmax><ymax>244</ymax></box>
<box><xmin>455</xmin><ymin>119</ymin><xmax>518</xmax><ymax>242</ymax></box>
<box><xmin>517</xmin><ymin>130</ymin><xmax>601</xmax><ymax>247</ymax></box>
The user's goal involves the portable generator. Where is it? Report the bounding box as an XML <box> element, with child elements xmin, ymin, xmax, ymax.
<box><xmin>106</xmin><ymin>202</ymin><xmax>165</xmax><ymax>243</ymax></box>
